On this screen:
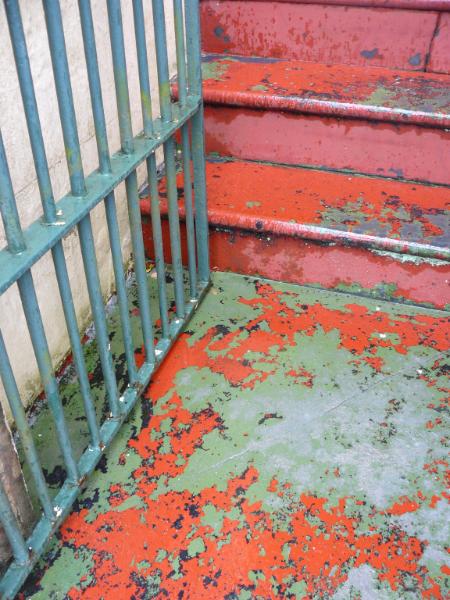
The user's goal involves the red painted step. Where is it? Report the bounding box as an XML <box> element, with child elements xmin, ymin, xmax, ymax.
<box><xmin>140</xmin><ymin>159</ymin><xmax>450</xmax><ymax>310</ymax></box>
<box><xmin>200</xmin><ymin>56</ymin><xmax>450</xmax><ymax>128</ymax></box>
<box><xmin>200</xmin><ymin>0</ymin><xmax>449</xmax><ymax>72</ymax></box>
<box><xmin>199</xmin><ymin>55</ymin><xmax>450</xmax><ymax>184</ymax></box>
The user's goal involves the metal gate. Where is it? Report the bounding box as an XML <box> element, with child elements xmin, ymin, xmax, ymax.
<box><xmin>0</xmin><ymin>0</ymin><xmax>209</xmax><ymax>596</ymax></box>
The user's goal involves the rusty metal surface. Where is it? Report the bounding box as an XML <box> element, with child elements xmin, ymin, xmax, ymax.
<box><xmin>201</xmin><ymin>0</ymin><xmax>439</xmax><ymax>70</ymax></box>
<box><xmin>198</xmin><ymin>55</ymin><xmax>450</xmax><ymax>128</ymax></box>
<box><xmin>204</xmin><ymin>105</ymin><xmax>450</xmax><ymax>185</ymax></box>
<box><xmin>20</xmin><ymin>271</ymin><xmax>450</xmax><ymax>598</ymax></box>
<box><xmin>428</xmin><ymin>13</ymin><xmax>450</xmax><ymax>74</ymax></box>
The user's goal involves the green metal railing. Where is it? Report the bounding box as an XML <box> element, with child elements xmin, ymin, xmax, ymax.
<box><xmin>0</xmin><ymin>1</ymin><xmax>209</xmax><ymax>596</ymax></box>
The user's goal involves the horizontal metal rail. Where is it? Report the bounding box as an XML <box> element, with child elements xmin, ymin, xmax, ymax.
<box><xmin>0</xmin><ymin>99</ymin><xmax>201</xmax><ymax>296</ymax></box>
<box><xmin>0</xmin><ymin>0</ymin><xmax>209</xmax><ymax>596</ymax></box>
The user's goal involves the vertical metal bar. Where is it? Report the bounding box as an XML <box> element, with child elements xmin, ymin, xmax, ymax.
<box><xmin>103</xmin><ymin>192</ymin><xmax>139</xmax><ymax>382</ymax></box>
<box><xmin>163</xmin><ymin>144</ymin><xmax>185</xmax><ymax>316</ymax></box>
<box><xmin>52</xmin><ymin>244</ymin><xmax>102</xmax><ymax>444</ymax></box>
<box><xmin>78</xmin><ymin>0</ymin><xmax>138</xmax><ymax>383</ymax></box>
<box><xmin>0</xmin><ymin>480</ymin><xmax>29</xmax><ymax>566</ymax></box>
<box><xmin>5</xmin><ymin>0</ymin><xmax>101</xmax><ymax>447</ymax></box>
<box><xmin>42</xmin><ymin>0</ymin><xmax>85</xmax><ymax>197</ymax></box>
<box><xmin>107</xmin><ymin>0</ymin><xmax>155</xmax><ymax>363</ymax></box>
<box><xmin>173</xmin><ymin>0</ymin><xmax>187</xmax><ymax>106</ymax></box>
<box><xmin>131</xmin><ymin>0</ymin><xmax>170</xmax><ymax>338</ymax></box>
<box><xmin>152</xmin><ymin>0</ymin><xmax>185</xmax><ymax>317</ymax></box>
<box><xmin>106</xmin><ymin>0</ymin><xmax>133</xmax><ymax>155</ymax></box>
<box><xmin>43</xmin><ymin>0</ymin><xmax>120</xmax><ymax>416</ymax></box>
<box><xmin>0</xmin><ymin>132</ymin><xmax>26</xmax><ymax>255</ymax></box>
<box><xmin>180</xmin><ymin>129</ymin><xmax>197</xmax><ymax>300</ymax></box>
<box><xmin>123</xmin><ymin>170</ymin><xmax>155</xmax><ymax>360</ymax></box>
<box><xmin>174</xmin><ymin>0</ymin><xmax>197</xmax><ymax>299</ymax></box>
<box><xmin>19</xmin><ymin>271</ymin><xmax>79</xmax><ymax>483</ymax></box>
<box><xmin>151</xmin><ymin>0</ymin><xmax>172</xmax><ymax>122</ymax></box>
<box><xmin>77</xmin><ymin>0</ymin><xmax>111</xmax><ymax>175</ymax></box>
<box><xmin>4</xmin><ymin>0</ymin><xmax>57</xmax><ymax>223</ymax></box>
<box><xmin>77</xmin><ymin>216</ymin><xmax>120</xmax><ymax>417</ymax></box>
<box><xmin>132</xmin><ymin>0</ymin><xmax>154</xmax><ymax>138</ymax></box>
<box><xmin>0</xmin><ymin>332</ymin><xmax>53</xmax><ymax>521</ymax></box>
<box><xmin>185</xmin><ymin>0</ymin><xmax>210</xmax><ymax>283</ymax></box>
<box><xmin>145</xmin><ymin>154</ymin><xmax>170</xmax><ymax>338</ymax></box>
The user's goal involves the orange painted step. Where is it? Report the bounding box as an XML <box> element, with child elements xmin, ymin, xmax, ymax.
<box><xmin>196</xmin><ymin>55</ymin><xmax>450</xmax><ymax>184</ymax></box>
<box><xmin>200</xmin><ymin>55</ymin><xmax>450</xmax><ymax>128</ymax></box>
<box><xmin>140</xmin><ymin>159</ymin><xmax>450</xmax><ymax>310</ymax></box>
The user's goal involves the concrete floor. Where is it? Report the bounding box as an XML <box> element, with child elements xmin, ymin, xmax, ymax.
<box><xmin>20</xmin><ymin>272</ymin><xmax>449</xmax><ymax>598</ymax></box>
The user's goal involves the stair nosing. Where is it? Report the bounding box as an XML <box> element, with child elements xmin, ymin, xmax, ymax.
<box><xmin>197</xmin><ymin>54</ymin><xmax>450</xmax><ymax>129</ymax></box>
<box><xmin>202</xmin><ymin>88</ymin><xmax>450</xmax><ymax>129</ymax></box>
<box><xmin>140</xmin><ymin>161</ymin><xmax>450</xmax><ymax>262</ymax></box>
<box><xmin>141</xmin><ymin>203</ymin><xmax>450</xmax><ymax>262</ymax></box>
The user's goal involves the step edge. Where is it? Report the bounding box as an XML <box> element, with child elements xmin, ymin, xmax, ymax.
<box><xmin>140</xmin><ymin>199</ymin><xmax>450</xmax><ymax>262</ymax></box>
<box><xmin>201</xmin><ymin>86</ymin><xmax>450</xmax><ymax>130</ymax></box>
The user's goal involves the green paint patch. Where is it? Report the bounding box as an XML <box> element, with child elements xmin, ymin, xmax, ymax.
<box><xmin>245</xmin><ymin>200</ymin><xmax>262</xmax><ymax>208</ymax></box>
<box><xmin>250</xmin><ymin>84</ymin><xmax>269</xmax><ymax>92</ymax></box>
<box><xmin>29</xmin><ymin>545</ymin><xmax>95</xmax><ymax>599</ymax></box>
<box><xmin>201</xmin><ymin>504</ymin><xmax>225</xmax><ymax>535</ymax></box>
<box><xmin>371</xmin><ymin>248</ymin><xmax>449</xmax><ymax>267</ymax></box>
<box><xmin>361</xmin><ymin>86</ymin><xmax>399</xmax><ymax>108</ymax></box>
<box><xmin>201</xmin><ymin>60</ymin><xmax>230</xmax><ymax>81</ymax></box>
<box><xmin>187</xmin><ymin>537</ymin><xmax>205</xmax><ymax>557</ymax></box>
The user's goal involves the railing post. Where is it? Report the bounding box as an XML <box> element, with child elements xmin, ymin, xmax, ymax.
<box><xmin>185</xmin><ymin>0</ymin><xmax>210</xmax><ymax>283</ymax></box>
<box><xmin>174</xmin><ymin>0</ymin><xmax>198</xmax><ymax>300</ymax></box>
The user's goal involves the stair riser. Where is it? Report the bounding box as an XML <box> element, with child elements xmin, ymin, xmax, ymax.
<box><xmin>204</xmin><ymin>106</ymin><xmax>450</xmax><ymax>185</ymax></box>
<box><xmin>201</xmin><ymin>1</ymin><xmax>448</xmax><ymax>72</ymax></box>
<box><xmin>142</xmin><ymin>219</ymin><xmax>450</xmax><ymax>311</ymax></box>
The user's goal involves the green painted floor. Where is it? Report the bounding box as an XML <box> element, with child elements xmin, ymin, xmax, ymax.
<box><xmin>20</xmin><ymin>272</ymin><xmax>449</xmax><ymax>599</ymax></box>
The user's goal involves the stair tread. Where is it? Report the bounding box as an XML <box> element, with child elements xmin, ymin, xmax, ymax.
<box><xmin>227</xmin><ymin>0</ymin><xmax>450</xmax><ymax>8</ymax></box>
<box><xmin>200</xmin><ymin>54</ymin><xmax>450</xmax><ymax>127</ymax></box>
<box><xmin>142</xmin><ymin>159</ymin><xmax>450</xmax><ymax>255</ymax></box>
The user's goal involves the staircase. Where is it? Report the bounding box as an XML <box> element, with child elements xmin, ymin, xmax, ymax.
<box><xmin>141</xmin><ymin>0</ymin><xmax>450</xmax><ymax>311</ymax></box>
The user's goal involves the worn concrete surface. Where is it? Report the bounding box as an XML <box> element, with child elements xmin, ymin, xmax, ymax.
<box><xmin>19</xmin><ymin>272</ymin><xmax>450</xmax><ymax>598</ymax></box>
